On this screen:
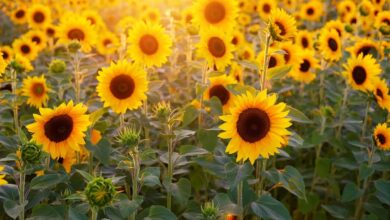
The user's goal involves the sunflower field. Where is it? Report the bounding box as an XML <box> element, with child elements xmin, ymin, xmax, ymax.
<box><xmin>0</xmin><ymin>0</ymin><xmax>389</xmax><ymax>219</ymax></box>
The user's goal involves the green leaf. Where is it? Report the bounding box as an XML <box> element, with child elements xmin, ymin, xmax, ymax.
<box><xmin>93</xmin><ymin>138</ymin><xmax>112</xmax><ymax>165</ymax></box>
<box><xmin>182</xmin><ymin>106</ymin><xmax>198</xmax><ymax>128</ymax></box>
<box><xmin>213</xmin><ymin>193</ymin><xmax>239</xmax><ymax>215</ymax></box>
<box><xmin>179</xmin><ymin>145</ymin><xmax>209</xmax><ymax>157</ymax></box>
<box><xmin>315</xmin><ymin>158</ymin><xmax>331</xmax><ymax>178</ymax></box>
<box><xmin>251</xmin><ymin>195</ymin><xmax>292</xmax><ymax>220</ymax></box>
<box><xmin>197</xmin><ymin>128</ymin><xmax>219</xmax><ymax>151</ymax></box>
<box><xmin>145</xmin><ymin>205</ymin><xmax>177</xmax><ymax>220</ymax></box>
<box><xmin>171</xmin><ymin>178</ymin><xmax>191</xmax><ymax>208</ymax></box>
<box><xmin>116</xmin><ymin>194</ymin><xmax>143</xmax><ymax>218</ymax></box>
<box><xmin>89</xmin><ymin>108</ymin><xmax>107</xmax><ymax>125</ymax></box>
<box><xmin>30</xmin><ymin>174</ymin><xmax>68</xmax><ymax>190</ymax></box>
<box><xmin>321</xmin><ymin>204</ymin><xmax>349</xmax><ymax>219</ymax></box>
<box><xmin>75</xmin><ymin>169</ymin><xmax>94</xmax><ymax>182</ymax></box>
<box><xmin>298</xmin><ymin>192</ymin><xmax>320</xmax><ymax>214</ymax></box>
<box><xmin>267</xmin><ymin>65</ymin><xmax>292</xmax><ymax>80</ymax></box>
<box><xmin>359</xmin><ymin>164</ymin><xmax>375</xmax><ymax>181</ymax></box>
<box><xmin>286</xmin><ymin>105</ymin><xmax>313</xmax><ymax>123</ymax></box>
<box><xmin>208</xmin><ymin>96</ymin><xmax>222</xmax><ymax>115</ymax></box>
<box><xmin>3</xmin><ymin>200</ymin><xmax>22</xmax><ymax>219</ymax></box>
<box><xmin>225</xmin><ymin>162</ymin><xmax>254</xmax><ymax>189</ymax></box>
<box><xmin>375</xmin><ymin>180</ymin><xmax>390</xmax><ymax>205</ymax></box>
<box><xmin>30</xmin><ymin>204</ymin><xmax>66</xmax><ymax>220</ymax></box>
<box><xmin>265</xmin><ymin>166</ymin><xmax>306</xmax><ymax>199</ymax></box>
<box><xmin>341</xmin><ymin>182</ymin><xmax>363</xmax><ymax>202</ymax></box>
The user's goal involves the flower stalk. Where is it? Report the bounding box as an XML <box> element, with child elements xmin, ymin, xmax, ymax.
<box><xmin>19</xmin><ymin>166</ymin><xmax>25</xmax><ymax>220</ymax></box>
<box><xmin>11</xmin><ymin>68</ymin><xmax>19</xmax><ymax>136</ymax></box>
<box><xmin>130</xmin><ymin>147</ymin><xmax>140</xmax><ymax>220</ymax></box>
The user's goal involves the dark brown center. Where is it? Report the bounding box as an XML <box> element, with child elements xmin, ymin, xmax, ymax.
<box><xmin>208</xmin><ymin>37</ymin><xmax>226</xmax><ymax>58</ymax></box>
<box><xmin>231</xmin><ymin>37</ymin><xmax>238</xmax><ymax>45</ymax></box>
<box><xmin>357</xmin><ymin>46</ymin><xmax>377</xmax><ymax>57</ymax></box>
<box><xmin>299</xmin><ymin>59</ymin><xmax>311</xmax><ymax>72</ymax></box>
<box><xmin>109</xmin><ymin>74</ymin><xmax>135</xmax><ymax>99</ymax></box>
<box><xmin>376</xmin><ymin>88</ymin><xmax>384</xmax><ymax>99</ymax></box>
<box><xmin>352</xmin><ymin>66</ymin><xmax>366</xmax><ymax>85</ymax></box>
<box><xmin>268</xmin><ymin>56</ymin><xmax>277</xmax><ymax>68</ymax></box>
<box><xmin>284</xmin><ymin>51</ymin><xmax>291</xmax><ymax>63</ymax></box>
<box><xmin>275</xmin><ymin>21</ymin><xmax>286</xmax><ymax>36</ymax></box>
<box><xmin>328</xmin><ymin>38</ymin><xmax>338</xmax><ymax>51</ymax></box>
<box><xmin>301</xmin><ymin>37</ymin><xmax>309</xmax><ymax>48</ymax></box>
<box><xmin>209</xmin><ymin>84</ymin><xmax>230</xmax><ymax>105</ymax></box>
<box><xmin>32</xmin><ymin>36</ymin><xmax>41</xmax><ymax>44</ymax></box>
<box><xmin>21</xmin><ymin>45</ymin><xmax>31</xmax><ymax>54</ymax></box>
<box><xmin>307</xmin><ymin>8</ymin><xmax>314</xmax><ymax>15</ymax></box>
<box><xmin>44</xmin><ymin>114</ymin><xmax>74</xmax><ymax>142</ymax></box>
<box><xmin>263</xmin><ymin>4</ymin><xmax>271</xmax><ymax>13</ymax></box>
<box><xmin>103</xmin><ymin>39</ymin><xmax>112</xmax><ymax>47</ymax></box>
<box><xmin>236</xmin><ymin>108</ymin><xmax>271</xmax><ymax>143</ymax></box>
<box><xmin>377</xmin><ymin>133</ymin><xmax>386</xmax><ymax>145</ymax></box>
<box><xmin>31</xmin><ymin>83</ymin><xmax>45</xmax><ymax>97</ymax></box>
<box><xmin>15</xmin><ymin>9</ymin><xmax>25</xmax><ymax>18</ymax></box>
<box><xmin>1</xmin><ymin>51</ymin><xmax>8</xmax><ymax>60</ymax></box>
<box><xmin>68</xmin><ymin>28</ymin><xmax>85</xmax><ymax>41</ymax></box>
<box><xmin>139</xmin><ymin>34</ymin><xmax>158</xmax><ymax>55</ymax></box>
<box><xmin>33</xmin><ymin>11</ymin><xmax>45</xmax><ymax>23</ymax></box>
<box><xmin>46</xmin><ymin>28</ymin><xmax>55</xmax><ymax>37</ymax></box>
<box><xmin>204</xmin><ymin>1</ymin><xmax>226</xmax><ymax>24</ymax></box>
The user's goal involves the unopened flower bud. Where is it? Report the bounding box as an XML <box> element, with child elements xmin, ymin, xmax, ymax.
<box><xmin>85</xmin><ymin>177</ymin><xmax>116</xmax><ymax>208</ymax></box>
<box><xmin>49</xmin><ymin>59</ymin><xmax>66</xmax><ymax>74</ymax></box>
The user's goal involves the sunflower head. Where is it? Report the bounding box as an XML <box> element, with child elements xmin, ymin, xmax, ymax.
<box><xmin>343</xmin><ymin>54</ymin><xmax>381</xmax><ymax>92</ymax></box>
<box><xmin>22</xmin><ymin>75</ymin><xmax>49</xmax><ymax>108</ymax></box>
<box><xmin>21</xmin><ymin>142</ymin><xmax>42</xmax><ymax>165</ymax></box>
<box><xmin>11</xmin><ymin>54</ymin><xmax>34</xmax><ymax>73</ymax></box>
<box><xmin>26</xmin><ymin>101</ymin><xmax>91</xmax><ymax>159</ymax></box>
<box><xmin>27</xmin><ymin>4</ymin><xmax>51</xmax><ymax>29</ymax></box>
<box><xmin>127</xmin><ymin>21</ymin><xmax>172</xmax><ymax>67</ymax></box>
<box><xmin>85</xmin><ymin>177</ymin><xmax>116</xmax><ymax>208</ymax></box>
<box><xmin>11</xmin><ymin>5</ymin><xmax>28</xmax><ymax>25</ymax></box>
<box><xmin>318</xmin><ymin>29</ymin><xmax>342</xmax><ymax>62</ymax></box>
<box><xmin>205</xmin><ymin>74</ymin><xmax>236</xmax><ymax>112</ymax></box>
<box><xmin>289</xmin><ymin>49</ymin><xmax>319</xmax><ymax>84</ymax></box>
<box><xmin>0</xmin><ymin>46</ymin><xmax>14</xmax><ymax>63</ymax></box>
<box><xmin>300</xmin><ymin>0</ymin><xmax>323</xmax><ymax>21</ymax></box>
<box><xmin>348</xmin><ymin>38</ymin><xmax>380</xmax><ymax>58</ymax></box>
<box><xmin>97</xmin><ymin>60</ymin><xmax>148</xmax><ymax>114</ymax></box>
<box><xmin>219</xmin><ymin>90</ymin><xmax>291</xmax><ymax>164</ymax></box>
<box><xmin>116</xmin><ymin>126</ymin><xmax>140</xmax><ymax>148</ymax></box>
<box><xmin>373</xmin><ymin>79</ymin><xmax>390</xmax><ymax>111</ymax></box>
<box><xmin>269</xmin><ymin>8</ymin><xmax>297</xmax><ymax>41</ymax></box>
<box><xmin>201</xmin><ymin>201</ymin><xmax>220</xmax><ymax>220</ymax></box>
<box><xmin>12</xmin><ymin>38</ymin><xmax>39</xmax><ymax>61</ymax></box>
<box><xmin>49</xmin><ymin>59</ymin><xmax>66</xmax><ymax>74</ymax></box>
<box><xmin>0</xmin><ymin>54</ymin><xmax>6</xmax><ymax>76</ymax></box>
<box><xmin>374</xmin><ymin>123</ymin><xmax>390</xmax><ymax>150</ymax></box>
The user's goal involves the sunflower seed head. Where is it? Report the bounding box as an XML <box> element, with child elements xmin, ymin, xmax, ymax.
<box><xmin>84</xmin><ymin>177</ymin><xmax>116</xmax><ymax>208</ymax></box>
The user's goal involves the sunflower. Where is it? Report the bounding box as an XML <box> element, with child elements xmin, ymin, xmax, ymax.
<box><xmin>27</xmin><ymin>4</ymin><xmax>51</xmax><ymax>29</ymax></box>
<box><xmin>82</xmin><ymin>9</ymin><xmax>105</xmax><ymax>29</ymax></box>
<box><xmin>22</xmin><ymin>75</ymin><xmax>49</xmax><ymax>108</ymax></box>
<box><xmin>0</xmin><ymin>54</ymin><xmax>6</xmax><ymax>76</ymax></box>
<box><xmin>256</xmin><ymin>0</ymin><xmax>277</xmax><ymax>21</ymax></box>
<box><xmin>348</xmin><ymin>38</ymin><xmax>380</xmax><ymax>58</ymax></box>
<box><xmin>0</xmin><ymin>165</ymin><xmax>7</xmax><ymax>185</ymax></box>
<box><xmin>44</xmin><ymin>24</ymin><xmax>57</xmax><ymax>39</ymax></box>
<box><xmin>295</xmin><ymin>30</ymin><xmax>313</xmax><ymax>50</ymax></box>
<box><xmin>193</xmin><ymin>0</ymin><xmax>238</xmax><ymax>31</ymax></box>
<box><xmin>318</xmin><ymin>29</ymin><xmax>342</xmax><ymax>62</ymax></box>
<box><xmin>127</xmin><ymin>21</ymin><xmax>172</xmax><ymax>67</ymax></box>
<box><xmin>237</xmin><ymin>13</ymin><xmax>251</xmax><ymax>27</ymax></box>
<box><xmin>96</xmin><ymin>31</ymin><xmax>119</xmax><ymax>56</ymax></box>
<box><xmin>300</xmin><ymin>1</ymin><xmax>323</xmax><ymax>22</ymax></box>
<box><xmin>375</xmin><ymin>11</ymin><xmax>390</xmax><ymax>30</ymax></box>
<box><xmin>141</xmin><ymin>8</ymin><xmax>161</xmax><ymax>23</ymax></box>
<box><xmin>97</xmin><ymin>60</ymin><xmax>148</xmax><ymax>114</ymax></box>
<box><xmin>281</xmin><ymin>0</ymin><xmax>297</xmax><ymax>10</ymax></box>
<box><xmin>373</xmin><ymin>79</ymin><xmax>390</xmax><ymax>111</ymax></box>
<box><xmin>12</xmin><ymin>38</ymin><xmax>39</xmax><ymax>61</ymax></box>
<box><xmin>115</xmin><ymin>16</ymin><xmax>137</xmax><ymax>33</ymax></box>
<box><xmin>289</xmin><ymin>49</ymin><xmax>319</xmax><ymax>84</ymax></box>
<box><xmin>257</xmin><ymin>48</ymin><xmax>285</xmax><ymax>70</ymax></box>
<box><xmin>372</xmin><ymin>0</ymin><xmax>386</xmax><ymax>8</ymax></box>
<box><xmin>324</xmin><ymin>20</ymin><xmax>346</xmax><ymax>38</ymax></box>
<box><xmin>358</xmin><ymin>0</ymin><xmax>375</xmax><ymax>18</ymax></box>
<box><xmin>24</xmin><ymin>30</ymin><xmax>47</xmax><ymax>51</ymax></box>
<box><xmin>229</xmin><ymin>62</ymin><xmax>244</xmax><ymax>84</ymax></box>
<box><xmin>204</xmin><ymin>75</ymin><xmax>236</xmax><ymax>112</ymax></box>
<box><xmin>269</xmin><ymin>8</ymin><xmax>297</xmax><ymax>41</ymax></box>
<box><xmin>276</xmin><ymin>41</ymin><xmax>300</xmax><ymax>65</ymax></box>
<box><xmin>10</xmin><ymin>5</ymin><xmax>28</xmax><ymax>25</ymax></box>
<box><xmin>238</xmin><ymin>44</ymin><xmax>255</xmax><ymax>61</ymax></box>
<box><xmin>231</xmin><ymin>30</ymin><xmax>245</xmax><ymax>48</ymax></box>
<box><xmin>57</xmin><ymin>14</ymin><xmax>96</xmax><ymax>53</ymax></box>
<box><xmin>343</xmin><ymin>54</ymin><xmax>381</xmax><ymax>92</ymax></box>
<box><xmin>337</xmin><ymin>0</ymin><xmax>356</xmax><ymax>18</ymax></box>
<box><xmin>13</xmin><ymin>54</ymin><xmax>33</xmax><ymax>72</ymax></box>
<box><xmin>26</xmin><ymin>101</ymin><xmax>90</xmax><ymax>159</ymax></box>
<box><xmin>374</xmin><ymin>123</ymin><xmax>390</xmax><ymax>150</ymax></box>
<box><xmin>219</xmin><ymin>90</ymin><xmax>291</xmax><ymax>164</ymax></box>
<box><xmin>197</xmin><ymin>28</ymin><xmax>235</xmax><ymax>71</ymax></box>
<box><xmin>182</xmin><ymin>8</ymin><xmax>195</xmax><ymax>25</ymax></box>
<box><xmin>57</xmin><ymin>150</ymin><xmax>76</xmax><ymax>173</ymax></box>
<box><xmin>0</xmin><ymin>46</ymin><xmax>13</xmax><ymax>63</ymax></box>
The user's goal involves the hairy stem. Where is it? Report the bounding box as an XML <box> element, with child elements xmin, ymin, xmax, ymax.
<box><xmin>19</xmin><ymin>168</ymin><xmax>25</xmax><ymax>220</ymax></box>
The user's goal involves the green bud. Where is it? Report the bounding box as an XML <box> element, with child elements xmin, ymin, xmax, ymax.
<box><xmin>21</xmin><ymin>142</ymin><xmax>42</xmax><ymax>164</ymax></box>
<box><xmin>359</xmin><ymin>6</ymin><xmax>369</xmax><ymax>16</ymax></box>
<box><xmin>49</xmin><ymin>59</ymin><xmax>66</xmax><ymax>74</ymax></box>
<box><xmin>379</xmin><ymin>25</ymin><xmax>390</xmax><ymax>35</ymax></box>
<box><xmin>116</xmin><ymin>126</ymin><xmax>140</xmax><ymax>148</ymax></box>
<box><xmin>10</xmin><ymin>60</ymin><xmax>24</xmax><ymax>73</ymax></box>
<box><xmin>187</xmin><ymin>24</ymin><xmax>199</xmax><ymax>35</ymax></box>
<box><xmin>68</xmin><ymin>40</ymin><xmax>81</xmax><ymax>53</ymax></box>
<box><xmin>201</xmin><ymin>201</ymin><xmax>219</xmax><ymax>220</ymax></box>
<box><xmin>85</xmin><ymin>177</ymin><xmax>116</xmax><ymax>208</ymax></box>
<box><xmin>345</xmin><ymin>25</ymin><xmax>354</xmax><ymax>33</ymax></box>
<box><xmin>153</xmin><ymin>101</ymin><xmax>171</xmax><ymax>121</ymax></box>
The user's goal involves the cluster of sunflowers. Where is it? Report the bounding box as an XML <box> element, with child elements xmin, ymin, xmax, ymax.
<box><xmin>0</xmin><ymin>0</ymin><xmax>389</xmax><ymax>219</ymax></box>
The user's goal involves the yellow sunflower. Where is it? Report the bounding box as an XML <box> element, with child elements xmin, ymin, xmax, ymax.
<box><xmin>26</xmin><ymin>101</ymin><xmax>91</xmax><ymax>159</ymax></box>
<box><xmin>141</xmin><ymin>8</ymin><xmax>161</xmax><ymax>24</ymax></box>
<box><xmin>229</xmin><ymin>62</ymin><xmax>244</xmax><ymax>84</ymax></box>
<box><xmin>295</xmin><ymin>30</ymin><xmax>313</xmax><ymax>50</ymax></box>
<box><xmin>24</xmin><ymin>30</ymin><xmax>48</xmax><ymax>51</ymax></box>
<box><xmin>231</xmin><ymin>30</ymin><xmax>245</xmax><ymax>48</ymax></box>
<box><xmin>96</xmin><ymin>31</ymin><xmax>119</xmax><ymax>56</ymax></box>
<box><xmin>343</xmin><ymin>54</ymin><xmax>381</xmax><ymax>92</ymax></box>
<box><xmin>57</xmin><ymin>13</ymin><xmax>96</xmax><ymax>53</ymax></box>
<box><xmin>238</xmin><ymin>44</ymin><xmax>255</xmax><ymax>61</ymax></box>
<box><xmin>219</xmin><ymin>90</ymin><xmax>291</xmax><ymax>164</ymax></box>
<box><xmin>10</xmin><ymin>5</ymin><xmax>28</xmax><ymax>25</ymax></box>
<box><xmin>0</xmin><ymin>165</ymin><xmax>7</xmax><ymax>185</ymax></box>
<box><xmin>269</xmin><ymin>8</ymin><xmax>297</xmax><ymax>41</ymax></box>
<box><xmin>182</xmin><ymin>8</ymin><xmax>195</xmax><ymax>25</ymax></box>
<box><xmin>82</xmin><ymin>9</ymin><xmax>105</xmax><ymax>29</ymax></box>
<box><xmin>300</xmin><ymin>1</ymin><xmax>323</xmax><ymax>22</ymax></box>
<box><xmin>237</xmin><ymin>13</ymin><xmax>251</xmax><ymax>27</ymax></box>
<box><xmin>204</xmin><ymin>74</ymin><xmax>236</xmax><ymax>112</ymax></box>
<box><xmin>289</xmin><ymin>49</ymin><xmax>319</xmax><ymax>84</ymax></box>
<box><xmin>256</xmin><ymin>0</ymin><xmax>277</xmax><ymax>21</ymax></box>
<box><xmin>375</xmin><ymin>11</ymin><xmax>390</xmax><ymax>30</ymax></box>
<box><xmin>257</xmin><ymin>48</ymin><xmax>285</xmax><ymax>70</ymax></box>
<box><xmin>197</xmin><ymin>28</ymin><xmax>235</xmax><ymax>71</ymax></box>
<box><xmin>374</xmin><ymin>123</ymin><xmax>390</xmax><ymax>150</ymax></box>
<box><xmin>373</xmin><ymin>79</ymin><xmax>390</xmax><ymax>111</ymax></box>
<box><xmin>13</xmin><ymin>54</ymin><xmax>33</xmax><ymax>73</ymax></box>
<box><xmin>349</xmin><ymin>38</ymin><xmax>381</xmax><ymax>58</ymax></box>
<box><xmin>193</xmin><ymin>0</ymin><xmax>238</xmax><ymax>31</ymax></box>
<box><xmin>318</xmin><ymin>29</ymin><xmax>342</xmax><ymax>62</ymax></box>
<box><xmin>22</xmin><ymin>75</ymin><xmax>49</xmax><ymax>108</ymax></box>
<box><xmin>27</xmin><ymin>4</ymin><xmax>51</xmax><ymax>29</ymax></box>
<box><xmin>97</xmin><ymin>60</ymin><xmax>148</xmax><ymax>114</ymax></box>
<box><xmin>276</xmin><ymin>41</ymin><xmax>300</xmax><ymax>65</ymax></box>
<box><xmin>57</xmin><ymin>150</ymin><xmax>76</xmax><ymax>173</ymax></box>
<box><xmin>0</xmin><ymin>46</ymin><xmax>14</xmax><ymax>63</ymax></box>
<box><xmin>337</xmin><ymin>0</ymin><xmax>356</xmax><ymax>19</ymax></box>
<box><xmin>0</xmin><ymin>54</ymin><xmax>6</xmax><ymax>76</ymax></box>
<box><xmin>324</xmin><ymin>20</ymin><xmax>346</xmax><ymax>38</ymax></box>
<box><xmin>127</xmin><ymin>21</ymin><xmax>172</xmax><ymax>67</ymax></box>
<box><xmin>12</xmin><ymin>38</ymin><xmax>39</xmax><ymax>61</ymax></box>
<box><xmin>44</xmin><ymin>24</ymin><xmax>57</xmax><ymax>39</ymax></box>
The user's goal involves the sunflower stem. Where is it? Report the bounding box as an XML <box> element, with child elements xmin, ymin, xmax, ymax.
<box><xmin>310</xmin><ymin>114</ymin><xmax>326</xmax><ymax>192</ymax></box>
<box><xmin>72</xmin><ymin>52</ymin><xmax>82</xmax><ymax>164</ymax></box>
<box><xmin>130</xmin><ymin>147</ymin><xmax>140</xmax><ymax>220</ymax></box>
<box><xmin>167</xmin><ymin>123</ymin><xmax>174</xmax><ymax>210</ymax></box>
<box><xmin>198</xmin><ymin>63</ymin><xmax>208</xmax><ymax>129</ymax></box>
<box><xmin>237</xmin><ymin>162</ymin><xmax>244</xmax><ymax>220</ymax></box>
<box><xmin>18</xmin><ymin>166</ymin><xmax>25</xmax><ymax>220</ymax></box>
<box><xmin>91</xmin><ymin>208</ymin><xmax>98</xmax><ymax>220</ymax></box>
<box><xmin>336</xmin><ymin>83</ymin><xmax>349</xmax><ymax>138</ymax></box>
<box><xmin>361</xmin><ymin>100</ymin><xmax>371</xmax><ymax>139</ymax></box>
<box><xmin>11</xmin><ymin>68</ymin><xmax>20</xmax><ymax>137</ymax></box>
<box><xmin>260</xmin><ymin>34</ymin><xmax>271</xmax><ymax>90</ymax></box>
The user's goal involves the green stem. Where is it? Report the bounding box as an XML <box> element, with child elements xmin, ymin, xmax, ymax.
<box><xmin>73</xmin><ymin>52</ymin><xmax>81</xmax><ymax>164</ymax></box>
<box><xmin>131</xmin><ymin>147</ymin><xmax>140</xmax><ymax>220</ymax></box>
<box><xmin>237</xmin><ymin>163</ymin><xmax>244</xmax><ymax>220</ymax></box>
<box><xmin>361</xmin><ymin>100</ymin><xmax>371</xmax><ymax>138</ymax></box>
<box><xmin>143</xmin><ymin>69</ymin><xmax>150</xmax><ymax>148</ymax></box>
<box><xmin>258</xmin><ymin>159</ymin><xmax>267</xmax><ymax>196</ymax></box>
<box><xmin>260</xmin><ymin>34</ymin><xmax>271</xmax><ymax>90</ymax></box>
<box><xmin>19</xmin><ymin>168</ymin><xmax>25</xmax><ymax>220</ymax></box>
<box><xmin>310</xmin><ymin>115</ymin><xmax>326</xmax><ymax>192</ymax></box>
<box><xmin>198</xmin><ymin>63</ymin><xmax>208</xmax><ymax>129</ymax></box>
<box><xmin>91</xmin><ymin>208</ymin><xmax>98</xmax><ymax>220</ymax></box>
<box><xmin>11</xmin><ymin>69</ymin><xmax>19</xmax><ymax>136</ymax></box>
<box><xmin>336</xmin><ymin>83</ymin><xmax>349</xmax><ymax>138</ymax></box>
<box><xmin>167</xmin><ymin>124</ymin><xmax>174</xmax><ymax>210</ymax></box>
